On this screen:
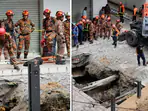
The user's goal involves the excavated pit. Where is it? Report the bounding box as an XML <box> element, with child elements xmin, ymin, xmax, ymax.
<box><xmin>73</xmin><ymin>65</ymin><xmax>137</xmax><ymax>108</ymax></box>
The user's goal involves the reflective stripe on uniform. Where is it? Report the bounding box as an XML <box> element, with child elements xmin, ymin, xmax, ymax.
<box><xmin>24</xmin><ymin>50</ymin><xmax>29</xmax><ymax>52</ymax></box>
<box><xmin>17</xmin><ymin>50</ymin><xmax>22</xmax><ymax>52</ymax></box>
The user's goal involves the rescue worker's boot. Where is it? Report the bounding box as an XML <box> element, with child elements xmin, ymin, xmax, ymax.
<box><xmin>108</xmin><ymin>36</ymin><xmax>110</xmax><ymax>39</ymax></box>
<box><xmin>17</xmin><ymin>54</ymin><xmax>20</xmax><ymax>59</ymax></box>
<box><xmin>76</xmin><ymin>44</ymin><xmax>79</xmax><ymax>49</ymax></box>
<box><xmin>93</xmin><ymin>33</ymin><xmax>97</xmax><ymax>40</ymax></box>
<box><xmin>14</xmin><ymin>65</ymin><xmax>20</xmax><ymax>71</ymax></box>
<box><xmin>89</xmin><ymin>40</ymin><xmax>93</xmax><ymax>44</ymax></box>
<box><xmin>114</xmin><ymin>42</ymin><xmax>117</xmax><ymax>48</ymax></box>
<box><xmin>24</xmin><ymin>54</ymin><xmax>27</xmax><ymax>59</ymax></box>
<box><xmin>103</xmin><ymin>36</ymin><xmax>106</xmax><ymax>39</ymax></box>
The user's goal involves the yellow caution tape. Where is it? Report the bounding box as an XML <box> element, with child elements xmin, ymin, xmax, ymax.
<box><xmin>34</xmin><ymin>30</ymin><xmax>43</xmax><ymax>32</ymax></box>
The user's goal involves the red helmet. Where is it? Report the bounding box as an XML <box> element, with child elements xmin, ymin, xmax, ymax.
<box><xmin>120</xmin><ymin>2</ymin><xmax>122</xmax><ymax>5</ymax></box>
<box><xmin>56</xmin><ymin>11</ymin><xmax>64</xmax><ymax>17</ymax></box>
<box><xmin>43</xmin><ymin>9</ymin><xmax>51</xmax><ymax>15</ymax></box>
<box><xmin>101</xmin><ymin>14</ymin><xmax>105</xmax><ymax>19</ymax></box>
<box><xmin>22</xmin><ymin>10</ymin><xmax>29</xmax><ymax>16</ymax></box>
<box><xmin>107</xmin><ymin>17</ymin><xmax>111</xmax><ymax>21</ymax></box>
<box><xmin>0</xmin><ymin>28</ymin><xmax>6</xmax><ymax>35</ymax></box>
<box><xmin>116</xmin><ymin>19</ymin><xmax>120</xmax><ymax>23</ymax></box>
<box><xmin>112</xmin><ymin>24</ymin><xmax>116</xmax><ymax>28</ymax></box>
<box><xmin>124</xmin><ymin>30</ymin><xmax>128</xmax><ymax>32</ymax></box>
<box><xmin>82</xmin><ymin>15</ymin><xmax>87</xmax><ymax>19</ymax></box>
<box><xmin>6</xmin><ymin>10</ymin><xmax>14</xmax><ymax>16</ymax></box>
<box><xmin>95</xmin><ymin>16</ymin><xmax>99</xmax><ymax>20</ymax></box>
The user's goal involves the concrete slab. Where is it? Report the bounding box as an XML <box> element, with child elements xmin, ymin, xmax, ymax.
<box><xmin>72</xmin><ymin>86</ymin><xmax>107</xmax><ymax>111</ymax></box>
<box><xmin>0</xmin><ymin>62</ymin><xmax>70</xmax><ymax>77</ymax></box>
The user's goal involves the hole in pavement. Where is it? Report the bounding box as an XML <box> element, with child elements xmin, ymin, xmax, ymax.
<box><xmin>73</xmin><ymin>65</ymin><xmax>137</xmax><ymax>108</ymax></box>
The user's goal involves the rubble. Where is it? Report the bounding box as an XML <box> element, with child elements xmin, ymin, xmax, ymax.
<box><xmin>0</xmin><ymin>71</ymin><xmax>70</xmax><ymax>111</ymax></box>
<box><xmin>72</xmin><ymin>38</ymin><xmax>148</xmax><ymax>108</ymax></box>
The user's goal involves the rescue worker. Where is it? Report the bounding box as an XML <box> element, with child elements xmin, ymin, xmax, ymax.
<box><xmin>83</xmin><ymin>18</ymin><xmax>89</xmax><ymax>41</ymax></box>
<box><xmin>15</xmin><ymin>10</ymin><xmax>35</xmax><ymax>59</ymax></box>
<box><xmin>92</xmin><ymin>16</ymin><xmax>99</xmax><ymax>40</ymax></box>
<box><xmin>105</xmin><ymin>16</ymin><xmax>112</xmax><ymax>39</ymax></box>
<box><xmin>118</xmin><ymin>2</ymin><xmax>125</xmax><ymax>23</ymax></box>
<box><xmin>95</xmin><ymin>16</ymin><xmax>100</xmax><ymax>39</ymax></box>
<box><xmin>42</xmin><ymin>9</ymin><xmax>57</xmax><ymax>57</ymax></box>
<box><xmin>112</xmin><ymin>24</ymin><xmax>119</xmax><ymax>48</ymax></box>
<box><xmin>3</xmin><ymin>10</ymin><xmax>17</xmax><ymax>60</ymax></box>
<box><xmin>55</xmin><ymin>11</ymin><xmax>66</xmax><ymax>64</ymax></box>
<box><xmin>0</xmin><ymin>28</ymin><xmax>20</xmax><ymax>70</ymax></box>
<box><xmin>64</xmin><ymin>12</ymin><xmax>70</xmax><ymax>57</ymax></box>
<box><xmin>115</xmin><ymin>19</ymin><xmax>123</xmax><ymax>32</ymax></box>
<box><xmin>100</xmin><ymin>14</ymin><xmax>106</xmax><ymax>38</ymax></box>
<box><xmin>77</xmin><ymin>20</ymin><xmax>83</xmax><ymax>45</ymax></box>
<box><xmin>136</xmin><ymin>44</ymin><xmax>146</xmax><ymax>66</ymax></box>
<box><xmin>72</xmin><ymin>23</ymin><xmax>79</xmax><ymax>47</ymax></box>
<box><xmin>133</xmin><ymin>5</ymin><xmax>138</xmax><ymax>22</ymax></box>
<box><xmin>88</xmin><ymin>19</ymin><xmax>94</xmax><ymax>44</ymax></box>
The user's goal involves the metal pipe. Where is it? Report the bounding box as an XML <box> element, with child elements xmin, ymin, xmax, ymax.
<box><xmin>137</xmin><ymin>81</ymin><xmax>141</xmax><ymax>98</ymax></box>
<box><xmin>111</xmin><ymin>95</ymin><xmax>115</xmax><ymax>111</ymax></box>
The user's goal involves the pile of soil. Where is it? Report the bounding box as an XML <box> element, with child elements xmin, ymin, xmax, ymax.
<box><xmin>137</xmin><ymin>97</ymin><xmax>148</xmax><ymax>111</ymax></box>
<box><xmin>0</xmin><ymin>80</ymin><xmax>70</xmax><ymax>111</ymax></box>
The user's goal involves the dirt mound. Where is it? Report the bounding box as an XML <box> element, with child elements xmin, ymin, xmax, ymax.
<box><xmin>137</xmin><ymin>97</ymin><xmax>148</xmax><ymax>111</ymax></box>
<box><xmin>40</xmin><ymin>82</ymin><xmax>70</xmax><ymax>111</ymax></box>
<box><xmin>0</xmin><ymin>81</ymin><xmax>70</xmax><ymax>111</ymax></box>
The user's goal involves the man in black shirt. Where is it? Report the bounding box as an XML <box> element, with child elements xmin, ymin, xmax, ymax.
<box><xmin>136</xmin><ymin>44</ymin><xmax>146</xmax><ymax>66</ymax></box>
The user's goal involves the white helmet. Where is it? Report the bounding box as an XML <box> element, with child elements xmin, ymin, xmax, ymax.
<box><xmin>65</xmin><ymin>12</ymin><xmax>70</xmax><ymax>16</ymax></box>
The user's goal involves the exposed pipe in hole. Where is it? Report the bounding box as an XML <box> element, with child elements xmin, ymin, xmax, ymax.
<box><xmin>82</xmin><ymin>75</ymin><xmax>119</xmax><ymax>92</ymax></box>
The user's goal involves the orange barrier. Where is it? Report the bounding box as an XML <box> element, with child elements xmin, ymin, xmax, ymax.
<box><xmin>41</xmin><ymin>56</ymin><xmax>56</xmax><ymax>61</ymax></box>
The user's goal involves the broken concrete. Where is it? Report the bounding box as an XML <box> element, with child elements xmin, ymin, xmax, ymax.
<box><xmin>72</xmin><ymin>53</ymin><xmax>90</xmax><ymax>68</ymax></box>
<box><xmin>10</xmin><ymin>82</ymin><xmax>70</xmax><ymax>111</ymax></box>
<box><xmin>0</xmin><ymin>71</ymin><xmax>70</xmax><ymax>111</ymax></box>
<box><xmin>72</xmin><ymin>86</ymin><xmax>107</xmax><ymax>111</ymax></box>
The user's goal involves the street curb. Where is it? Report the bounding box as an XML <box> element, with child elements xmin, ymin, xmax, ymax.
<box><xmin>0</xmin><ymin>65</ymin><xmax>70</xmax><ymax>77</ymax></box>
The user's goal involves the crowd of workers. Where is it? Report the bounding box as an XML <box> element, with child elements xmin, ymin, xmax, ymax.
<box><xmin>0</xmin><ymin>9</ymin><xmax>70</xmax><ymax>70</ymax></box>
<box><xmin>72</xmin><ymin>3</ymin><xmax>122</xmax><ymax>48</ymax></box>
<box><xmin>72</xmin><ymin>2</ymin><xmax>147</xmax><ymax>66</ymax></box>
